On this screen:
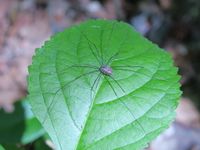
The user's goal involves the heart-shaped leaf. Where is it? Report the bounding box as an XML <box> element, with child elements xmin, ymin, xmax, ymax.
<box><xmin>28</xmin><ymin>20</ymin><xmax>181</xmax><ymax>150</ymax></box>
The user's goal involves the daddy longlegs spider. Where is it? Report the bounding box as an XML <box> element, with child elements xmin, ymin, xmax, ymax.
<box><xmin>41</xmin><ymin>22</ymin><xmax>148</xmax><ymax>136</ymax></box>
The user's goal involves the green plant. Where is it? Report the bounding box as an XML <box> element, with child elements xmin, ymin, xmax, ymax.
<box><xmin>0</xmin><ymin>145</ymin><xmax>5</xmax><ymax>150</ymax></box>
<box><xmin>0</xmin><ymin>99</ymin><xmax>44</xmax><ymax>144</ymax></box>
<box><xmin>28</xmin><ymin>19</ymin><xmax>181</xmax><ymax>150</ymax></box>
<box><xmin>0</xmin><ymin>99</ymin><xmax>46</xmax><ymax>149</ymax></box>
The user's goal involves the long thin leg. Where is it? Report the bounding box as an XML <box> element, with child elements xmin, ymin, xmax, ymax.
<box><xmin>103</xmin><ymin>22</ymin><xmax>118</xmax><ymax>66</ymax></box>
<box><xmin>90</xmin><ymin>73</ymin><xmax>102</xmax><ymax>100</ymax></box>
<box><xmin>111</xmin><ymin>68</ymin><xmax>171</xmax><ymax>117</ymax></box>
<box><xmin>104</xmin><ymin>77</ymin><xmax>118</xmax><ymax>96</ymax></box>
<box><xmin>112</xmin><ymin>68</ymin><xmax>139</xmax><ymax>72</ymax></box>
<box><xmin>70</xmin><ymin>64</ymin><xmax>98</xmax><ymax>69</ymax></box>
<box><xmin>105</xmin><ymin>76</ymin><xmax>146</xmax><ymax>135</ymax></box>
<box><xmin>80</xmin><ymin>22</ymin><xmax>115</xmax><ymax>66</ymax></box>
<box><xmin>105</xmin><ymin>25</ymin><xmax>130</xmax><ymax>66</ymax></box>
<box><xmin>94</xmin><ymin>74</ymin><xmax>102</xmax><ymax>92</ymax></box>
<box><xmin>106</xmin><ymin>21</ymin><xmax>117</xmax><ymax>54</ymax></box>
<box><xmin>79</xmin><ymin>29</ymin><xmax>103</xmax><ymax>65</ymax></box>
<box><xmin>42</xmin><ymin>69</ymin><xmax>99</xmax><ymax>126</ymax></box>
<box><xmin>106</xmin><ymin>52</ymin><xmax>119</xmax><ymax>66</ymax></box>
<box><xmin>48</xmin><ymin>64</ymin><xmax>99</xmax><ymax>76</ymax></box>
<box><xmin>100</xmin><ymin>26</ymin><xmax>104</xmax><ymax>65</ymax></box>
<box><xmin>91</xmin><ymin>73</ymin><xmax>102</xmax><ymax>92</ymax></box>
<box><xmin>109</xmin><ymin>75</ymin><xmax>125</xmax><ymax>93</ymax></box>
<box><xmin>58</xmin><ymin>70</ymin><xmax>99</xmax><ymax>91</ymax></box>
<box><xmin>112</xmin><ymin>68</ymin><xmax>151</xmax><ymax>78</ymax></box>
<box><xmin>112</xmin><ymin>65</ymin><xmax>143</xmax><ymax>69</ymax></box>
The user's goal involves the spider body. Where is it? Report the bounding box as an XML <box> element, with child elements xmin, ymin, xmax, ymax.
<box><xmin>99</xmin><ymin>65</ymin><xmax>112</xmax><ymax>76</ymax></box>
<box><xmin>43</xmin><ymin>26</ymin><xmax>145</xmax><ymax>134</ymax></box>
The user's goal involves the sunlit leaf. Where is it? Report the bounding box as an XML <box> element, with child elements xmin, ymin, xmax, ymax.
<box><xmin>28</xmin><ymin>20</ymin><xmax>181</xmax><ymax>150</ymax></box>
<box><xmin>0</xmin><ymin>145</ymin><xmax>5</xmax><ymax>150</ymax></box>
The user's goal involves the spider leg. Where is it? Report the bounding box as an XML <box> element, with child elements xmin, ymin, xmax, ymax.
<box><xmin>99</xmin><ymin>24</ymin><xmax>105</xmax><ymax>65</ymax></box>
<box><xmin>112</xmin><ymin>68</ymin><xmax>151</xmax><ymax>78</ymax></box>
<box><xmin>106</xmin><ymin>52</ymin><xmax>119</xmax><ymax>66</ymax></box>
<box><xmin>112</xmin><ymin>68</ymin><xmax>172</xmax><ymax>122</ymax></box>
<box><xmin>105</xmin><ymin>76</ymin><xmax>146</xmax><ymax>135</ymax></box>
<box><xmin>112</xmin><ymin>65</ymin><xmax>144</xmax><ymax>69</ymax></box>
<box><xmin>47</xmin><ymin>64</ymin><xmax>99</xmax><ymax>76</ymax></box>
<box><xmin>90</xmin><ymin>72</ymin><xmax>102</xmax><ymax>101</ymax></box>
<box><xmin>42</xmin><ymin>69</ymin><xmax>99</xmax><ymax>128</ymax></box>
<box><xmin>109</xmin><ymin>75</ymin><xmax>125</xmax><ymax>93</ymax></box>
<box><xmin>103</xmin><ymin>21</ymin><xmax>131</xmax><ymax>66</ymax></box>
<box><xmin>78</xmin><ymin>29</ymin><xmax>103</xmax><ymax>65</ymax></box>
<box><xmin>70</xmin><ymin>64</ymin><xmax>98</xmax><ymax>69</ymax></box>
<box><xmin>91</xmin><ymin>73</ymin><xmax>102</xmax><ymax>92</ymax></box>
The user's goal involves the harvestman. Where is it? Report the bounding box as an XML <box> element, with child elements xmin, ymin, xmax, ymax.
<box><xmin>42</xmin><ymin>23</ymin><xmax>147</xmax><ymax>134</ymax></box>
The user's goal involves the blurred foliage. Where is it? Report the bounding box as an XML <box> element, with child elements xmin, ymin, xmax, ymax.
<box><xmin>1</xmin><ymin>144</ymin><xmax>24</xmax><ymax>150</ymax></box>
<box><xmin>1</xmin><ymin>136</ymin><xmax>52</xmax><ymax>150</ymax></box>
<box><xmin>33</xmin><ymin>137</ymin><xmax>52</xmax><ymax>150</ymax></box>
<box><xmin>0</xmin><ymin>145</ymin><xmax>5</xmax><ymax>150</ymax></box>
<box><xmin>0</xmin><ymin>99</ymin><xmax>45</xmax><ymax>144</ymax></box>
<box><xmin>172</xmin><ymin>0</ymin><xmax>200</xmax><ymax>24</ymax></box>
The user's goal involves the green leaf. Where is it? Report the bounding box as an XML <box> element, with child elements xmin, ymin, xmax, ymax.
<box><xmin>0</xmin><ymin>145</ymin><xmax>5</xmax><ymax>150</ymax></box>
<box><xmin>1</xmin><ymin>144</ymin><xmax>24</xmax><ymax>150</ymax></box>
<box><xmin>33</xmin><ymin>137</ymin><xmax>53</xmax><ymax>150</ymax></box>
<box><xmin>28</xmin><ymin>20</ymin><xmax>181</xmax><ymax>150</ymax></box>
<box><xmin>0</xmin><ymin>99</ymin><xmax>45</xmax><ymax>144</ymax></box>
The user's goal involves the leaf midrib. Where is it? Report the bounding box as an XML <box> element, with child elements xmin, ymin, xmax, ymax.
<box><xmin>84</xmin><ymin>75</ymin><xmax>177</xmax><ymax>149</ymax></box>
<box><xmin>74</xmin><ymin>27</ymin><xmax>104</xmax><ymax>150</ymax></box>
<box><xmin>74</xmin><ymin>23</ymin><xmax>139</xmax><ymax>149</ymax></box>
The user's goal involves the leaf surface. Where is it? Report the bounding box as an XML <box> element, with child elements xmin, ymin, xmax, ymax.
<box><xmin>0</xmin><ymin>145</ymin><xmax>5</xmax><ymax>150</ymax></box>
<box><xmin>28</xmin><ymin>20</ymin><xmax>181</xmax><ymax>150</ymax></box>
